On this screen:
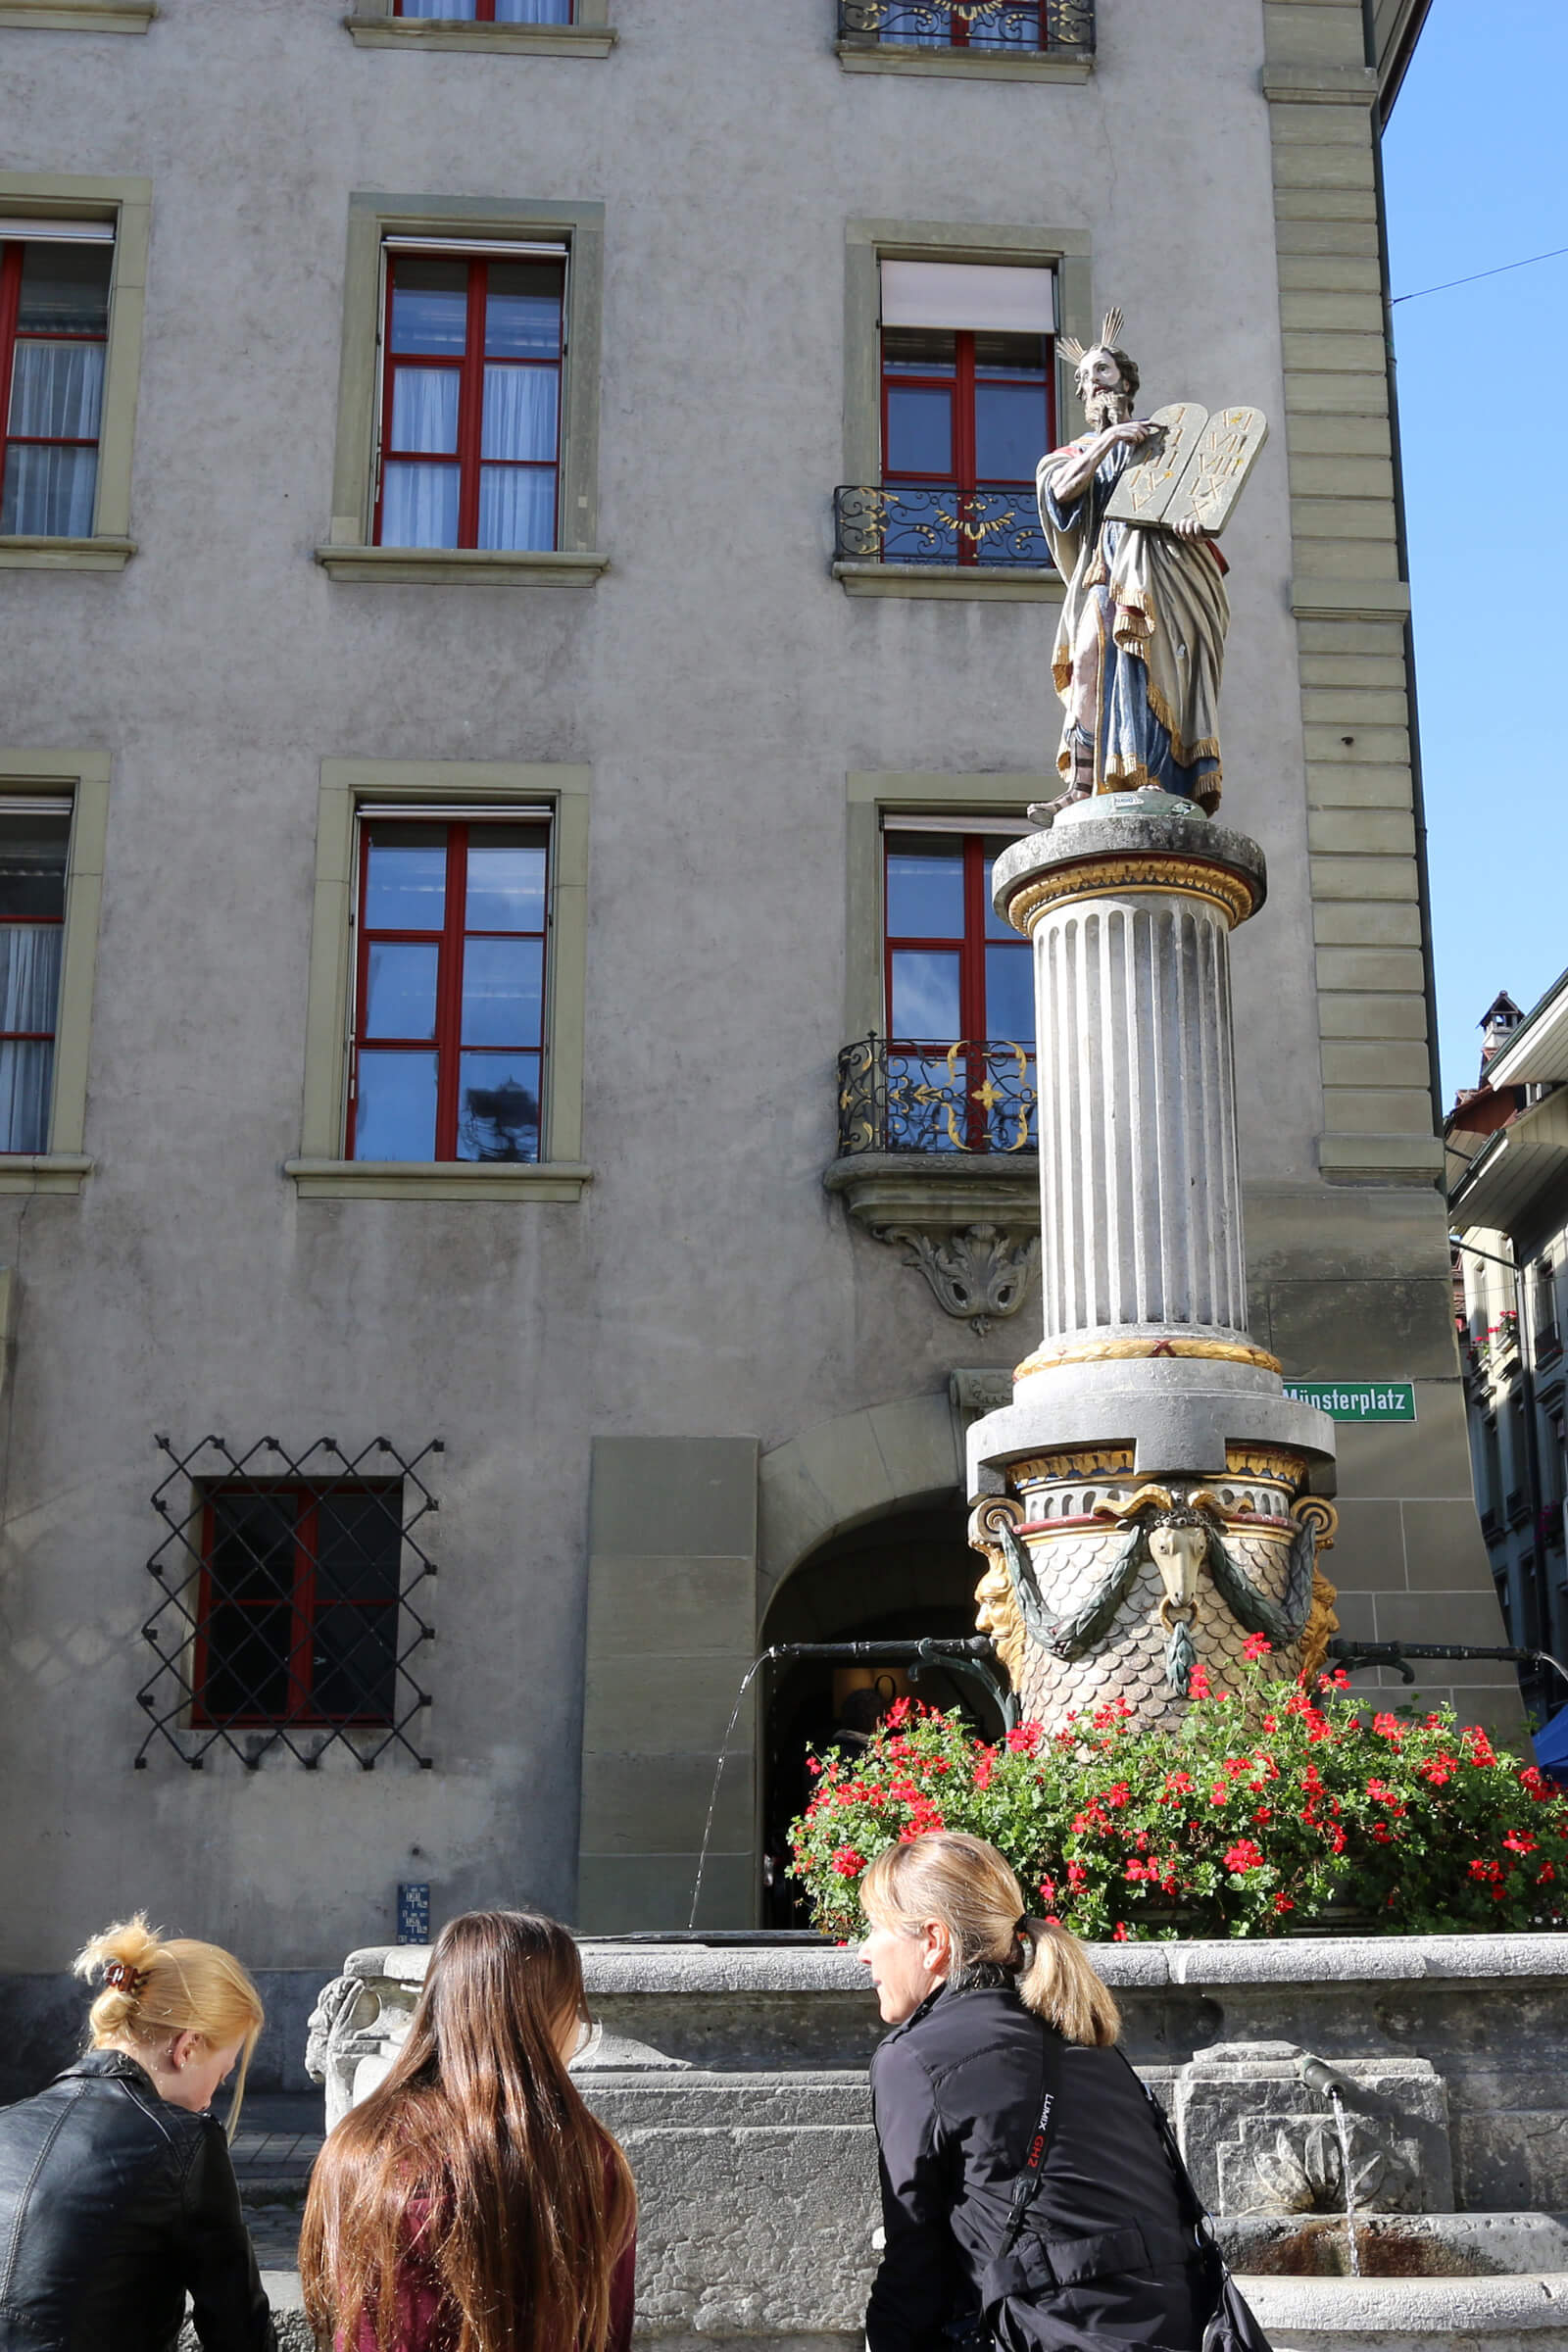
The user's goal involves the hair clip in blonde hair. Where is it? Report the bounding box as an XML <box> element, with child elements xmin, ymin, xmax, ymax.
<box><xmin>102</xmin><ymin>1961</ymin><xmax>149</xmax><ymax>1995</ymax></box>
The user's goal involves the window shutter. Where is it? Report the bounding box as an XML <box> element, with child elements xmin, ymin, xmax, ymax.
<box><xmin>880</xmin><ymin>260</ymin><xmax>1055</xmax><ymax>335</ymax></box>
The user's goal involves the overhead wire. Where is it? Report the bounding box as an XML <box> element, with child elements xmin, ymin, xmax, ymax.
<box><xmin>1391</xmin><ymin>241</ymin><xmax>1568</xmax><ymax>306</ymax></box>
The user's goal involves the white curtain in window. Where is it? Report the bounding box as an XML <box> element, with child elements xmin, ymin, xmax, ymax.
<box><xmin>381</xmin><ymin>463</ymin><xmax>460</xmax><ymax>548</ymax></box>
<box><xmin>11</xmin><ymin>343</ymin><xmax>105</xmax><ymax>440</ymax></box>
<box><xmin>1</xmin><ymin>343</ymin><xmax>104</xmax><ymax>536</ymax></box>
<box><xmin>481</xmin><ymin>365</ymin><xmax>557</xmax><ymax>462</ymax></box>
<box><xmin>382</xmin><ymin>368</ymin><xmax>462</xmax><ymax>547</ymax></box>
<box><xmin>478</xmin><ymin>466</ymin><xmax>556</xmax><ymax>551</ymax></box>
<box><xmin>399</xmin><ymin>0</ymin><xmax>477</xmax><ymax>16</ymax></box>
<box><xmin>0</xmin><ymin>928</ymin><xmax>61</xmax><ymax>1152</ymax></box>
<box><xmin>389</xmin><ymin>368</ymin><xmax>459</xmax><ymax>454</ymax></box>
<box><xmin>496</xmin><ymin>0</ymin><xmax>573</xmax><ymax>20</ymax></box>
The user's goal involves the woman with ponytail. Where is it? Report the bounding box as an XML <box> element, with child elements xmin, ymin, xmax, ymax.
<box><xmin>857</xmin><ymin>1833</ymin><xmax>1204</xmax><ymax>2352</ymax></box>
<box><xmin>300</xmin><ymin>1910</ymin><xmax>637</xmax><ymax>2352</ymax></box>
<box><xmin>0</xmin><ymin>1914</ymin><xmax>274</xmax><ymax>2351</ymax></box>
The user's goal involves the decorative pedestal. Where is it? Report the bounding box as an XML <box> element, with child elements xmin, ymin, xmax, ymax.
<box><xmin>966</xmin><ymin>794</ymin><xmax>1339</xmax><ymax>1729</ymax></box>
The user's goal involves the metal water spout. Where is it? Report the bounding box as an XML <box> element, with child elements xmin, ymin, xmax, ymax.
<box><xmin>1297</xmin><ymin>2054</ymin><xmax>1355</xmax><ymax>2103</ymax></box>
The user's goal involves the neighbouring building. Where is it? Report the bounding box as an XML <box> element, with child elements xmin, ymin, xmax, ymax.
<box><xmin>1449</xmin><ymin>982</ymin><xmax>1568</xmax><ymax>1722</ymax></box>
<box><xmin>0</xmin><ymin>0</ymin><xmax>1516</xmax><ymax>2004</ymax></box>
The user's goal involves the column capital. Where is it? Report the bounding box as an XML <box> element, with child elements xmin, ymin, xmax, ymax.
<box><xmin>993</xmin><ymin>804</ymin><xmax>1267</xmax><ymax>936</ymax></box>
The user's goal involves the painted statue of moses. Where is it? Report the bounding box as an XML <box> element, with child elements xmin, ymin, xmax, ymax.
<box><xmin>1035</xmin><ymin>313</ymin><xmax>1228</xmax><ymax>814</ymax></box>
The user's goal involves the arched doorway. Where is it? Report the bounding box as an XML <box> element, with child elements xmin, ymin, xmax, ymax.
<box><xmin>759</xmin><ymin>1497</ymin><xmax>1004</xmax><ymax>1925</ymax></box>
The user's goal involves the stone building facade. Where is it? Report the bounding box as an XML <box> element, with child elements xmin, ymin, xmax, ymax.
<box><xmin>0</xmin><ymin>0</ymin><xmax>1514</xmax><ymax>1973</ymax></box>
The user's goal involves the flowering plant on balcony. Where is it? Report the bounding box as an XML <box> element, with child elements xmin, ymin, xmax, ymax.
<box><xmin>1471</xmin><ymin>1311</ymin><xmax>1521</xmax><ymax>1377</ymax></box>
<box><xmin>787</xmin><ymin>1649</ymin><xmax>1568</xmax><ymax>1940</ymax></box>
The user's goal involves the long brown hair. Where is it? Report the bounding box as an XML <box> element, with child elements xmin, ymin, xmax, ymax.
<box><xmin>300</xmin><ymin>1911</ymin><xmax>636</xmax><ymax>2352</ymax></box>
<box><xmin>862</xmin><ymin>1832</ymin><xmax>1121</xmax><ymax>2048</ymax></box>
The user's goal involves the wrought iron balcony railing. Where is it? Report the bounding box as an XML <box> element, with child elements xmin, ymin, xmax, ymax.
<box><xmin>835</xmin><ymin>484</ymin><xmax>1053</xmax><ymax>570</ymax></box>
<box><xmin>838</xmin><ymin>1035</ymin><xmax>1037</xmax><ymax>1156</ymax></box>
<box><xmin>839</xmin><ymin>1</ymin><xmax>1095</xmax><ymax>55</ymax></box>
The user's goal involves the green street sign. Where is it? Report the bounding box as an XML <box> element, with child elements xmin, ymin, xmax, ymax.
<box><xmin>1282</xmin><ymin>1380</ymin><xmax>1417</xmax><ymax>1423</ymax></box>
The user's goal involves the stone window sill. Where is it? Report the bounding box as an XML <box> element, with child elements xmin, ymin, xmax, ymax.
<box><xmin>285</xmin><ymin>1158</ymin><xmax>592</xmax><ymax>1201</ymax></box>
<box><xmin>834</xmin><ymin>560</ymin><xmax>1061</xmax><ymax>605</ymax></box>
<box><xmin>0</xmin><ymin>535</ymin><xmax>136</xmax><ymax>571</ymax></box>
<box><xmin>315</xmin><ymin>545</ymin><xmax>608</xmax><ymax>588</ymax></box>
<box><xmin>835</xmin><ymin>43</ymin><xmax>1089</xmax><ymax>82</ymax></box>
<box><xmin>0</xmin><ymin>1152</ymin><xmax>93</xmax><ymax>1196</ymax></box>
<box><xmin>344</xmin><ymin>16</ymin><xmax>614</xmax><ymax>55</ymax></box>
<box><xmin>0</xmin><ymin>1</ymin><xmax>154</xmax><ymax>24</ymax></box>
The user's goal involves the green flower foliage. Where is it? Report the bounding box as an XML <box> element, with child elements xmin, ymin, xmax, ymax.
<box><xmin>787</xmin><ymin>1651</ymin><xmax>1568</xmax><ymax>1942</ymax></box>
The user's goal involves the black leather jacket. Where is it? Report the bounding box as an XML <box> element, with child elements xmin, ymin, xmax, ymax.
<box><xmin>0</xmin><ymin>2050</ymin><xmax>276</xmax><ymax>2352</ymax></box>
<box><xmin>866</xmin><ymin>1978</ymin><xmax>1205</xmax><ymax>2352</ymax></box>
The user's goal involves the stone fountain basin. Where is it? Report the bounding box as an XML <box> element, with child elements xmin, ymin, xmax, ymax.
<box><xmin>1222</xmin><ymin>2211</ymin><xmax>1568</xmax><ymax>2278</ymax></box>
<box><xmin>1242</xmin><ymin>2270</ymin><xmax>1568</xmax><ymax>2352</ymax></box>
<box><xmin>304</xmin><ymin>1936</ymin><xmax>1568</xmax><ymax>2352</ymax></box>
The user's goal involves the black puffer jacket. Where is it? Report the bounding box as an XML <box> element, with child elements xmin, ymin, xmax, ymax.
<box><xmin>0</xmin><ymin>2050</ymin><xmax>275</xmax><ymax>2352</ymax></box>
<box><xmin>866</xmin><ymin>1980</ymin><xmax>1206</xmax><ymax>2352</ymax></box>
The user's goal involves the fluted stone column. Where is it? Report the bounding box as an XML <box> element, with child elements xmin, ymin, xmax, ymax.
<box><xmin>965</xmin><ymin>793</ymin><xmax>1339</xmax><ymax>1731</ymax></box>
<box><xmin>1032</xmin><ymin>884</ymin><xmax>1248</xmax><ymax>1349</ymax></box>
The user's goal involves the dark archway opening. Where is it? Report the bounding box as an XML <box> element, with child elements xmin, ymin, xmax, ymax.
<box><xmin>760</xmin><ymin>1496</ymin><xmax>1004</xmax><ymax>1926</ymax></box>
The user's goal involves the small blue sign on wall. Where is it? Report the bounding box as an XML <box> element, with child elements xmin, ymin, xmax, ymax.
<box><xmin>397</xmin><ymin>1883</ymin><xmax>430</xmax><ymax>1945</ymax></box>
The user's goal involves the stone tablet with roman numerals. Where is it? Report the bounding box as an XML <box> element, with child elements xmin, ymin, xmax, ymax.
<box><xmin>1159</xmin><ymin>404</ymin><xmax>1269</xmax><ymax>536</ymax></box>
<box><xmin>1102</xmin><ymin>401</ymin><xmax>1208</xmax><ymax>527</ymax></box>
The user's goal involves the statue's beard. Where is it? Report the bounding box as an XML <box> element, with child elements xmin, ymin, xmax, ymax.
<box><xmin>1083</xmin><ymin>388</ymin><xmax>1133</xmax><ymax>431</ymax></box>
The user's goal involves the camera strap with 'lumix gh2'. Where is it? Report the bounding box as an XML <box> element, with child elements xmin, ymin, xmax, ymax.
<box><xmin>951</xmin><ymin>2064</ymin><xmax>1061</xmax><ymax>2352</ymax></box>
<box><xmin>998</xmin><ymin>2075</ymin><xmax>1059</xmax><ymax>2258</ymax></box>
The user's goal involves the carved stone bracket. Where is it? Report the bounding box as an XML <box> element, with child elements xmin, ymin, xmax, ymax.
<box><xmin>823</xmin><ymin>1152</ymin><xmax>1040</xmax><ymax>1334</ymax></box>
<box><xmin>879</xmin><ymin>1221</ymin><xmax>1038</xmax><ymax>1334</ymax></box>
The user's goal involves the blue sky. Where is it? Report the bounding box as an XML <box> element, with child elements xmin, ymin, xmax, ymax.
<box><xmin>1382</xmin><ymin>0</ymin><xmax>1568</xmax><ymax>1101</ymax></box>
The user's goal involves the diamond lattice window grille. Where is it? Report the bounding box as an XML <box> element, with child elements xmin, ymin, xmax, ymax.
<box><xmin>136</xmin><ymin>1435</ymin><xmax>442</xmax><ymax>1772</ymax></box>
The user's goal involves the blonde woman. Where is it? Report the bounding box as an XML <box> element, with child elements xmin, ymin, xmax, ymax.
<box><xmin>0</xmin><ymin>1914</ymin><xmax>274</xmax><ymax>2351</ymax></box>
<box><xmin>858</xmin><ymin>1833</ymin><xmax>1204</xmax><ymax>2352</ymax></box>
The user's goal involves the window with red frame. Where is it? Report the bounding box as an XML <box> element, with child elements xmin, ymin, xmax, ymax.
<box><xmin>883</xmin><ymin>828</ymin><xmax>1034</xmax><ymax>1149</ymax></box>
<box><xmin>350</xmin><ymin>815</ymin><xmax>549</xmax><ymax>1163</ymax></box>
<box><xmin>0</xmin><ymin>808</ymin><xmax>70</xmax><ymax>1153</ymax></box>
<box><xmin>376</xmin><ymin>249</ymin><xmax>564</xmax><ymax>551</ymax></box>
<box><xmin>395</xmin><ymin>1</ymin><xmax>572</xmax><ymax>18</ymax></box>
<box><xmin>882</xmin><ymin>326</ymin><xmax>1053</xmax><ymax>542</ymax></box>
<box><xmin>882</xmin><ymin>2</ymin><xmax>1043</xmax><ymax>49</ymax></box>
<box><xmin>191</xmin><ymin>1483</ymin><xmax>405</xmax><ymax>1728</ymax></box>
<box><xmin>0</xmin><ymin>231</ymin><xmax>113</xmax><ymax>538</ymax></box>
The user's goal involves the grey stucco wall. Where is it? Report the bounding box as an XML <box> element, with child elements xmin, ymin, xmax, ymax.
<box><xmin>0</xmin><ymin>1969</ymin><xmax>324</xmax><ymax>2104</ymax></box>
<box><xmin>0</xmin><ymin>0</ymin><xmax>1495</xmax><ymax>1972</ymax></box>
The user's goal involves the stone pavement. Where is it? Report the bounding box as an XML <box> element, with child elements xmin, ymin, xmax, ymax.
<box><xmin>231</xmin><ymin>2091</ymin><xmax>321</xmax><ymax>2272</ymax></box>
